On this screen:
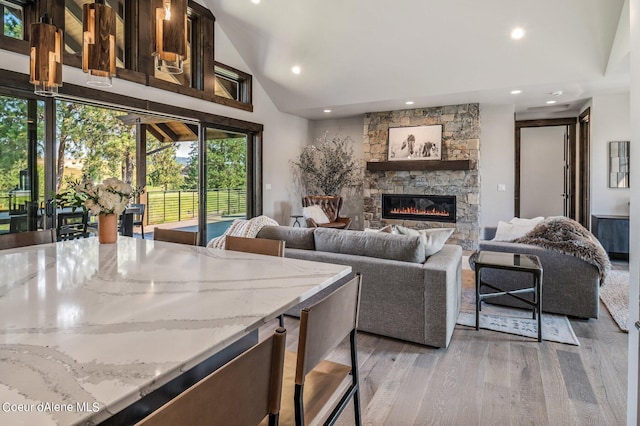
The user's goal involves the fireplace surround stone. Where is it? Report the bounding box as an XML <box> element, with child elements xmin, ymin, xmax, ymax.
<box><xmin>363</xmin><ymin>104</ymin><xmax>480</xmax><ymax>249</ymax></box>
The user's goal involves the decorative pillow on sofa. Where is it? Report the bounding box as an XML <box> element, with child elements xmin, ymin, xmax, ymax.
<box><xmin>492</xmin><ymin>217</ymin><xmax>544</xmax><ymax>241</ymax></box>
<box><xmin>363</xmin><ymin>225</ymin><xmax>394</xmax><ymax>233</ymax></box>
<box><xmin>509</xmin><ymin>216</ymin><xmax>544</xmax><ymax>227</ymax></box>
<box><xmin>395</xmin><ymin>225</ymin><xmax>455</xmax><ymax>256</ymax></box>
<box><xmin>314</xmin><ymin>228</ymin><xmax>426</xmax><ymax>263</ymax></box>
<box><xmin>302</xmin><ymin>205</ymin><xmax>330</xmax><ymax>224</ymax></box>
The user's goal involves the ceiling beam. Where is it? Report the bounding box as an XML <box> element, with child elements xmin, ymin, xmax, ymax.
<box><xmin>155</xmin><ymin>123</ymin><xmax>180</xmax><ymax>141</ymax></box>
<box><xmin>147</xmin><ymin>126</ymin><xmax>166</xmax><ymax>142</ymax></box>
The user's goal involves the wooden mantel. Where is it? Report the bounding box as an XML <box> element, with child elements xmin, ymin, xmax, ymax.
<box><xmin>366</xmin><ymin>159</ymin><xmax>471</xmax><ymax>172</ymax></box>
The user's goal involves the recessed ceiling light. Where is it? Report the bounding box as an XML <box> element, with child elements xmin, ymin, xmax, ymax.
<box><xmin>511</xmin><ymin>27</ymin><xmax>525</xmax><ymax>40</ymax></box>
<box><xmin>324</xmin><ymin>109</ymin><xmax>331</xmax><ymax>113</ymax></box>
<box><xmin>251</xmin><ymin>0</ymin><xmax>260</xmax><ymax>3</ymax></box>
<box><xmin>291</xmin><ymin>65</ymin><xmax>301</xmax><ymax>75</ymax></box>
<box><xmin>546</xmin><ymin>100</ymin><xmax>557</xmax><ymax>104</ymax></box>
<box><xmin>405</xmin><ymin>101</ymin><xmax>415</xmax><ymax>105</ymax></box>
<box><xmin>510</xmin><ymin>90</ymin><xmax>522</xmax><ymax>95</ymax></box>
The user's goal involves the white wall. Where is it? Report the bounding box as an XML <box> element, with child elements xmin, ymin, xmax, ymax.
<box><xmin>590</xmin><ymin>93</ymin><xmax>631</xmax><ymax>216</ymax></box>
<box><xmin>479</xmin><ymin>104</ymin><xmax>515</xmax><ymax>229</ymax></box>
<box><xmin>520</xmin><ymin>126</ymin><xmax>566</xmax><ymax>218</ymax></box>
<box><xmin>0</xmin><ymin>24</ymin><xmax>311</xmax><ymax>227</ymax></box>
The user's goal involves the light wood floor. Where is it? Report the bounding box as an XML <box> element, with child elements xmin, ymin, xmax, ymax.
<box><xmin>263</xmin><ymin>263</ymin><xmax>629</xmax><ymax>426</ymax></box>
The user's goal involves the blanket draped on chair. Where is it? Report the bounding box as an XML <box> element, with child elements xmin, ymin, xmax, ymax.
<box><xmin>206</xmin><ymin>215</ymin><xmax>279</xmax><ymax>249</ymax></box>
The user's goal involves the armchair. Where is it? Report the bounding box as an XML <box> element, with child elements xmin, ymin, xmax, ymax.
<box><xmin>302</xmin><ymin>195</ymin><xmax>352</xmax><ymax>229</ymax></box>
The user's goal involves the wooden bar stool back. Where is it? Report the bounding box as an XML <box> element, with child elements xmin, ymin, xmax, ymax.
<box><xmin>137</xmin><ymin>328</ymin><xmax>287</xmax><ymax>426</ymax></box>
<box><xmin>153</xmin><ymin>228</ymin><xmax>198</xmax><ymax>245</ymax></box>
<box><xmin>0</xmin><ymin>229</ymin><xmax>56</xmax><ymax>250</ymax></box>
<box><xmin>225</xmin><ymin>235</ymin><xmax>285</xmax><ymax>257</ymax></box>
<box><xmin>280</xmin><ymin>274</ymin><xmax>362</xmax><ymax>426</ymax></box>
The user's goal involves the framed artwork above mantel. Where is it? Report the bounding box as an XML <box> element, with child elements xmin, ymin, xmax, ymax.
<box><xmin>366</xmin><ymin>159</ymin><xmax>471</xmax><ymax>171</ymax></box>
<box><xmin>388</xmin><ymin>125</ymin><xmax>442</xmax><ymax>161</ymax></box>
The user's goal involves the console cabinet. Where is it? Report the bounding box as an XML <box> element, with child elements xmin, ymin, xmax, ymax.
<box><xmin>591</xmin><ymin>215</ymin><xmax>629</xmax><ymax>259</ymax></box>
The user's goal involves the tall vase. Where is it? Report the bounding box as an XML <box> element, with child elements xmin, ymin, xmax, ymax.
<box><xmin>98</xmin><ymin>213</ymin><xmax>118</xmax><ymax>244</ymax></box>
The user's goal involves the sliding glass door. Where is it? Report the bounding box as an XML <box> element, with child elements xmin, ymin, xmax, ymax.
<box><xmin>202</xmin><ymin>127</ymin><xmax>248</xmax><ymax>243</ymax></box>
<box><xmin>0</xmin><ymin>94</ymin><xmax>45</xmax><ymax>234</ymax></box>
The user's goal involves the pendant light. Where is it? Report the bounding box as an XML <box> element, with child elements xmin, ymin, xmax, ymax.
<box><xmin>153</xmin><ymin>0</ymin><xmax>187</xmax><ymax>74</ymax></box>
<box><xmin>29</xmin><ymin>14</ymin><xmax>63</xmax><ymax>97</ymax></box>
<box><xmin>82</xmin><ymin>0</ymin><xmax>116</xmax><ymax>87</ymax></box>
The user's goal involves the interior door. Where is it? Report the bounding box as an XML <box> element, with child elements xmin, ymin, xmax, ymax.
<box><xmin>519</xmin><ymin>126</ymin><xmax>566</xmax><ymax>218</ymax></box>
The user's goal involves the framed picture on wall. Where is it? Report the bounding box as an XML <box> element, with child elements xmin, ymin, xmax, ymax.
<box><xmin>388</xmin><ymin>125</ymin><xmax>442</xmax><ymax>160</ymax></box>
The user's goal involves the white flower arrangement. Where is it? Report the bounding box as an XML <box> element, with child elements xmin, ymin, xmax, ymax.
<box><xmin>57</xmin><ymin>178</ymin><xmax>140</xmax><ymax>216</ymax></box>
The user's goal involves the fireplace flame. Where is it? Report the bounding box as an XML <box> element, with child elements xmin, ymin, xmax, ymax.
<box><xmin>389</xmin><ymin>207</ymin><xmax>450</xmax><ymax>217</ymax></box>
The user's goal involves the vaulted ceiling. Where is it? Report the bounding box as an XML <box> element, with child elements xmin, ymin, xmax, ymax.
<box><xmin>204</xmin><ymin>0</ymin><xmax>629</xmax><ymax>119</ymax></box>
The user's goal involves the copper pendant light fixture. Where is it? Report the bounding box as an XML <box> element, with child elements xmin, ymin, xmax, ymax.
<box><xmin>29</xmin><ymin>14</ymin><xmax>63</xmax><ymax>96</ymax></box>
<box><xmin>153</xmin><ymin>0</ymin><xmax>187</xmax><ymax>74</ymax></box>
<box><xmin>82</xmin><ymin>0</ymin><xmax>116</xmax><ymax>87</ymax></box>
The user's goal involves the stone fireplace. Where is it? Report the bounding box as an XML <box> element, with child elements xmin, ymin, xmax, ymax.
<box><xmin>382</xmin><ymin>194</ymin><xmax>456</xmax><ymax>223</ymax></box>
<box><xmin>363</xmin><ymin>104</ymin><xmax>480</xmax><ymax>249</ymax></box>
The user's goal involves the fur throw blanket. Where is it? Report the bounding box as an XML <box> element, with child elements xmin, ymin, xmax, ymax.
<box><xmin>512</xmin><ymin>216</ymin><xmax>610</xmax><ymax>282</ymax></box>
<box><xmin>470</xmin><ymin>216</ymin><xmax>610</xmax><ymax>283</ymax></box>
<box><xmin>206</xmin><ymin>215</ymin><xmax>278</xmax><ymax>249</ymax></box>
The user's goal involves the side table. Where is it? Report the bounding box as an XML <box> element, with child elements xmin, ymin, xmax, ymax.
<box><xmin>474</xmin><ymin>250</ymin><xmax>544</xmax><ymax>342</ymax></box>
<box><xmin>290</xmin><ymin>215</ymin><xmax>303</xmax><ymax>227</ymax></box>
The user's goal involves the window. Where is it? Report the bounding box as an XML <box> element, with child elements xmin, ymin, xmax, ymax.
<box><xmin>1</xmin><ymin>0</ymin><xmax>23</xmax><ymax>39</ymax></box>
<box><xmin>215</xmin><ymin>63</ymin><xmax>251</xmax><ymax>104</ymax></box>
<box><xmin>64</xmin><ymin>0</ymin><xmax>126</xmax><ymax>68</ymax></box>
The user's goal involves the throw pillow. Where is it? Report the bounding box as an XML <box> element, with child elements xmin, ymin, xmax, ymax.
<box><xmin>492</xmin><ymin>220</ymin><xmax>533</xmax><ymax>241</ymax></box>
<box><xmin>395</xmin><ymin>225</ymin><xmax>454</xmax><ymax>256</ymax></box>
<box><xmin>363</xmin><ymin>225</ymin><xmax>393</xmax><ymax>233</ymax></box>
<box><xmin>421</xmin><ymin>228</ymin><xmax>455</xmax><ymax>256</ymax></box>
<box><xmin>509</xmin><ymin>216</ymin><xmax>544</xmax><ymax>227</ymax></box>
<box><xmin>302</xmin><ymin>205</ymin><xmax>330</xmax><ymax>224</ymax></box>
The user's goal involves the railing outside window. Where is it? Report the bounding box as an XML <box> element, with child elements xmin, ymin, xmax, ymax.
<box><xmin>146</xmin><ymin>188</ymin><xmax>246</xmax><ymax>225</ymax></box>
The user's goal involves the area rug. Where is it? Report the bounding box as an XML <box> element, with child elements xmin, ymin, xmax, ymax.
<box><xmin>456</xmin><ymin>287</ymin><xmax>580</xmax><ymax>346</ymax></box>
<box><xmin>600</xmin><ymin>269</ymin><xmax>629</xmax><ymax>332</ymax></box>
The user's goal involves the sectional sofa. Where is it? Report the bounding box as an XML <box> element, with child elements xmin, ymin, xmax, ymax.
<box><xmin>256</xmin><ymin>226</ymin><xmax>462</xmax><ymax>348</ymax></box>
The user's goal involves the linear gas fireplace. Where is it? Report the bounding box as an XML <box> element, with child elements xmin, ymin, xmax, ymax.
<box><xmin>382</xmin><ymin>194</ymin><xmax>456</xmax><ymax>223</ymax></box>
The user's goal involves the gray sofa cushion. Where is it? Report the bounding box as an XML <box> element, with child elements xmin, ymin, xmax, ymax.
<box><xmin>314</xmin><ymin>227</ymin><xmax>426</xmax><ymax>263</ymax></box>
<box><xmin>256</xmin><ymin>225</ymin><xmax>315</xmax><ymax>250</ymax></box>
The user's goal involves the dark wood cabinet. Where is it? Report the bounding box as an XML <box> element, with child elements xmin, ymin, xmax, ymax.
<box><xmin>591</xmin><ymin>215</ymin><xmax>629</xmax><ymax>259</ymax></box>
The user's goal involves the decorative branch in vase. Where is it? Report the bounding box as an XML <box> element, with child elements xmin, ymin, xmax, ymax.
<box><xmin>290</xmin><ymin>133</ymin><xmax>363</xmax><ymax>196</ymax></box>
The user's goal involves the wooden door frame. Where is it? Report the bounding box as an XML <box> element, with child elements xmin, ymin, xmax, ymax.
<box><xmin>578</xmin><ymin>108</ymin><xmax>591</xmax><ymax>229</ymax></box>
<box><xmin>515</xmin><ymin>117</ymin><xmax>577</xmax><ymax>219</ymax></box>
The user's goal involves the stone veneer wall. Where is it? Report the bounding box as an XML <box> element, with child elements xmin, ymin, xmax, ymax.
<box><xmin>363</xmin><ymin>104</ymin><xmax>480</xmax><ymax>250</ymax></box>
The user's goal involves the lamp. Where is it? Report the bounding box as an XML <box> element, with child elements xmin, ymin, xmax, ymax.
<box><xmin>153</xmin><ymin>0</ymin><xmax>187</xmax><ymax>74</ymax></box>
<box><xmin>82</xmin><ymin>0</ymin><xmax>116</xmax><ymax>87</ymax></box>
<box><xmin>29</xmin><ymin>14</ymin><xmax>63</xmax><ymax>97</ymax></box>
